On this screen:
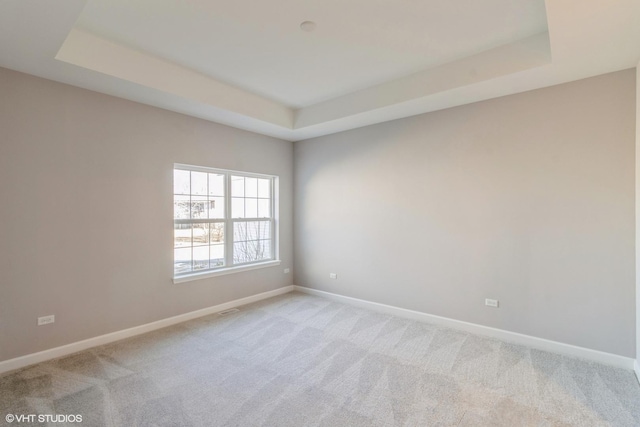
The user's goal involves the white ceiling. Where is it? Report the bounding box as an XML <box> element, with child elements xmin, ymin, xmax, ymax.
<box><xmin>0</xmin><ymin>1</ymin><xmax>639</xmax><ymax>141</ymax></box>
<box><xmin>76</xmin><ymin>0</ymin><xmax>547</xmax><ymax>108</ymax></box>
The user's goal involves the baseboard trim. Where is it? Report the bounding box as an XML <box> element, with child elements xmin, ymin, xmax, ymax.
<box><xmin>0</xmin><ymin>285</ymin><xmax>294</xmax><ymax>375</ymax></box>
<box><xmin>294</xmin><ymin>286</ymin><xmax>634</xmax><ymax>370</ymax></box>
<box><xmin>635</xmin><ymin>360</ymin><xmax>640</xmax><ymax>385</ymax></box>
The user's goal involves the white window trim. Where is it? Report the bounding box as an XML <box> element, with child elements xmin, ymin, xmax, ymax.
<box><xmin>173</xmin><ymin>164</ymin><xmax>280</xmax><ymax>283</ymax></box>
<box><xmin>173</xmin><ymin>260</ymin><xmax>281</xmax><ymax>284</ymax></box>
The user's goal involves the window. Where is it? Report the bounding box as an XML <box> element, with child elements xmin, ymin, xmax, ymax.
<box><xmin>173</xmin><ymin>164</ymin><xmax>278</xmax><ymax>281</ymax></box>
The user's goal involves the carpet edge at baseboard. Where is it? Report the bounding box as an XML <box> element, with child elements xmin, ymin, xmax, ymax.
<box><xmin>293</xmin><ymin>285</ymin><xmax>635</xmax><ymax>370</ymax></box>
<box><xmin>0</xmin><ymin>285</ymin><xmax>295</xmax><ymax>375</ymax></box>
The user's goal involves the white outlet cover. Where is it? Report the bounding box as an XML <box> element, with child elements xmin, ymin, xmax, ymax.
<box><xmin>329</xmin><ymin>273</ymin><xmax>337</xmax><ymax>279</ymax></box>
<box><xmin>37</xmin><ymin>315</ymin><xmax>55</xmax><ymax>325</ymax></box>
<box><xmin>485</xmin><ymin>299</ymin><xmax>499</xmax><ymax>308</ymax></box>
<box><xmin>284</xmin><ymin>268</ymin><xmax>290</xmax><ymax>274</ymax></box>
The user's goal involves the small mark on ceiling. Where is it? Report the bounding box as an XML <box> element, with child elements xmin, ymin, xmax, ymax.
<box><xmin>300</xmin><ymin>21</ymin><xmax>316</xmax><ymax>32</ymax></box>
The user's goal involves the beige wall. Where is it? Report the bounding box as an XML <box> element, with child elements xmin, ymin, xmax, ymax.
<box><xmin>0</xmin><ymin>68</ymin><xmax>293</xmax><ymax>362</ymax></box>
<box><xmin>636</xmin><ymin>63</ymin><xmax>640</xmax><ymax>365</ymax></box>
<box><xmin>1</xmin><ymin>65</ymin><xmax>635</xmax><ymax>362</ymax></box>
<box><xmin>294</xmin><ymin>70</ymin><xmax>636</xmax><ymax>357</ymax></box>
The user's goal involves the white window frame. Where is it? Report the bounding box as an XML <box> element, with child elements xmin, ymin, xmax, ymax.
<box><xmin>173</xmin><ymin>164</ymin><xmax>280</xmax><ymax>284</ymax></box>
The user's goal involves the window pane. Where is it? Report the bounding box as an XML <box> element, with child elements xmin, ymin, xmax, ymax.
<box><xmin>234</xmin><ymin>222</ymin><xmax>248</xmax><ymax>242</ymax></box>
<box><xmin>192</xmin><ymin>223</ymin><xmax>209</xmax><ymax>246</ymax></box>
<box><xmin>174</xmin><ymin>223</ymin><xmax>191</xmax><ymax>248</ymax></box>
<box><xmin>245</xmin><ymin>198</ymin><xmax>258</xmax><ymax>218</ymax></box>
<box><xmin>258</xmin><ymin>199</ymin><xmax>270</xmax><ymax>218</ymax></box>
<box><xmin>247</xmin><ymin>221</ymin><xmax>260</xmax><ymax>240</ymax></box>
<box><xmin>208</xmin><ymin>173</ymin><xmax>224</xmax><ymax>196</ymax></box>
<box><xmin>210</xmin><ymin>222</ymin><xmax>225</xmax><ymax>244</ymax></box>
<box><xmin>191</xmin><ymin>196</ymin><xmax>208</xmax><ymax>219</ymax></box>
<box><xmin>174</xmin><ymin>170</ymin><xmax>190</xmax><ymax>195</ymax></box>
<box><xmin>210</xmin><ymin>244</ymin><xmax>224</xmax><ymax>267</ymax></box>
<box><xmin>259</xmin><ymin>240</ymin><xmax>272</xmax><ymax>259</ymax></box>
<box><xmin>208</xmin><ymin>197</ymin><xmax>225</xmax><ymax>219</ymax></box>
<box><xmin>193</xmin><ymin>246</ymin><xmax>209</xmax><ymax>271</ymax></box>
<box><xmin>245</xmin><ymin>177</ymin><xmax>258</xmax><ymax>198</ymax></box>
<box><xmin>232</xmin><ymin>197</ymin><xmax>245</xmax><ymax>218</ymax></box>
<box><xmin>233</xmin><ymin>242</ymin><xmax>249</xmax><ymax>264</ymax></box>
<box><xmin>234</xmin><ymin>220</ymin><xmax>270</xmax><ymax>242</ymax></box>
<box><xmin>191</xmin><ymin>171</ymin><xmax>208</xmax><ymax>195</ymax></box>
<box><xmin>231</xmin><ymin>176</ymin><xmax>244</xmax><ymax>197</ymax></box>
<box><xmin>233</xmin><ymin>239</ymin><xmax>271</xmax><ymax>264</ymax></box>
<box><xmin>174</xmin><ymin>248</ymin><xmax>192</xmax><ymax>275</ymax></box>
<box><xmin>174</xmin><ymin>195</ymin><xmax>190</xmax><ymax>219</ymax></box>
<box><xmin>258</xmin><ymin>179</ymin><xmax>270</xmax><ymax>198</ymax></box>
<box><xmin>233</xmin><ymin>222</ymin><xmax>246</xmax><ymax>242</ymax></box>
<box><xmin>258</xmin><ymin>222</ymin><xmax>271</xmax><ymax>239</ymax></box>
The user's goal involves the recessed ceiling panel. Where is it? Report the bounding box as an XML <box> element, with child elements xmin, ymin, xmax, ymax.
<box><xmin>76</xmin><ymin>0</ymin><xmax>548</xmax><ymax>108</ymax></box>
<box><xmin>4</xmin><ymin>0</ymin><xmax>639</xmax><ymax>141</ymax></box>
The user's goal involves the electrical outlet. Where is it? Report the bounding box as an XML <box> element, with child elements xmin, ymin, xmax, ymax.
<box><xmin>37</xmin><ymin>315</ymin><xmax>55</xmax><ymax>326</ymax></box>
<box><xmin>485</xmin><ymin>299</ymin><xmax>499</xmax><ymax>308</ymax></box>
<box><xmin>284</xmin><ymin>268</ymin><xmax>290</xmax><ymax>274</ymax></box>
<box><xmin>329</xmin><ymin>273</ymin><xmax>337</xmax><ymax>279</ymax></box>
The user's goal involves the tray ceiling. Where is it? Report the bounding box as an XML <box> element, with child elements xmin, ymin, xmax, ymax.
<box><xmin>1</xmin><ymin>0</ymin><xmax>639</xmax><ymax>141</ymax></box>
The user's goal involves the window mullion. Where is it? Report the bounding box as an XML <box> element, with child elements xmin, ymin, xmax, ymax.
<box><xmin>271</xmin><ymin>177</ymin><xmax>275</xmax><ymax>261</ymax></box>
<box><xmin>225</xmin><ymin>173</ymin><xmax>233</xmax><ymax>267</ymax></box>
<box><xmin>190</xmin><ymin>172</ymin><xmax>194</xmax><ymax>272</ymax></box>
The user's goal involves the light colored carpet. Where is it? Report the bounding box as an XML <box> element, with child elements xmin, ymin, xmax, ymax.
<box><xmin>1</xmin><ymin>291</ymin><xmax>639</xmax><ymax>426</ymax></box>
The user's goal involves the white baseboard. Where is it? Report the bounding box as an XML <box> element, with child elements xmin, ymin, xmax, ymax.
<box><xmin>635</xmin><ymin>360</ymin><xmax>640</xmax><ymax>385</ymax></box>
<box><xmin>0</xmin><ymin>285</ymin><xmax>294</xmax><ymax>375</ymax></box>
<box><xmin>3</xmin><ymin>284</ymin><xmax>632</xmax><ymax>375</ymax></box>
<box><xmin>294</xmin><ymin>286</ymin><xmax>635</xmax><ymax>370</ymax></box>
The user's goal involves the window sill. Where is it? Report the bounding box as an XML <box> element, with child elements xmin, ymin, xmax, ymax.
<box><xmin>173</xmin><ymin>260</ymin><xmax>281</xmax><ymax>284</ymax></box>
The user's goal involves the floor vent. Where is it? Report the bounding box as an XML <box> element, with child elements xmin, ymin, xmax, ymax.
<box><xmin>218</xmin><ymin>308</ymin><xmax>240</xmax><ymax>316</ymax></box>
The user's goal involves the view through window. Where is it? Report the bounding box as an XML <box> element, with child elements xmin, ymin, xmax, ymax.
<box><xmin>173</xmin><ymin>165</ymin><xmax>276</xmax><ymax>277</ymax></box>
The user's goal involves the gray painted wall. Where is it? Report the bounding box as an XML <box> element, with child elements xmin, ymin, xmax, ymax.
<box><xmin>636</xmin><ymin>63</ymin><xmax>640</xmax><ymax>366</ymax></box>
<box><xmin>0</xmin><ymin>68</ymin><xmax>293</xmax><ymax>362</ymax></box>
<box><xmin>294</xmin><ymin>70</ymin><xmax>636</xmax><ymax>357</ymax></box>
<box><xmin>1</xmin><ymin>66</ymin><xmax>635</xmax><ymax>362</ymax></box>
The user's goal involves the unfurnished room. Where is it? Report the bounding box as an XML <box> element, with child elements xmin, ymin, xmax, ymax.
<box><xmin>1</xmin><ymin>0</ymin><xmax>640</xmax><ymax>426</ymax></box>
